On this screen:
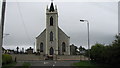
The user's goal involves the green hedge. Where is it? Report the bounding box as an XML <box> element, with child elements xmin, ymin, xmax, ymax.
<box><xmin>2</xmin><ymin>54</ymin><xmax>13</xmax><ymax>65</ymax></box>
<box><xmin>85</xmin><ymin>35</ymin><xmax>120</xmax><ymax>65</ymax></box>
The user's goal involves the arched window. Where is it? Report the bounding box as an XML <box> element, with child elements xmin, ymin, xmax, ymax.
<box><xmin>40</xmin><ymin>42</ymin><xmax>43</xmax><ymax>52</ymax></box>
<box><xmin>50</xmin><ymin>47</ymin><xmax>54</xmax><ymax>55</ymax></box>
<box><xmin>62</xmin><ymin>42</ymin><xmax>66</xmax><ymax>52</ymax></box>
<box><xmin>50</xmin><ymin>16</ymin><xmax>53</xmax><ymax>26</ymax></box>
<box><xmin>50</xmin><ymin>31</ymin><xmax>53</xmax><ymax>41</ymax></box>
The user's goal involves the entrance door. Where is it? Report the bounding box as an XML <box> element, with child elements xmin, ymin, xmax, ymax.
<box><xmin>50</xmin><ymin>47</ymin><xmax>54</xmax><ymax>55</ymax></box>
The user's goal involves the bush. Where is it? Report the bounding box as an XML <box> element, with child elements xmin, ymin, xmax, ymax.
<box><xmin>2</xmin><ymin>54</ymin><xmax>13</xmax><ymax>65</ymax></box>
<box><xmin>90</xmin><ymin>34</ymin><xmax>120</xmax><ymax>65</ymax></box>
<box><xmin>90</xmin><ymin>43</ymin><xmax>105</xmax><ymax>63</ymax></box>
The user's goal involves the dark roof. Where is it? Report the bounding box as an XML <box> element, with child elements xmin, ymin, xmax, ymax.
<box><xmin>2</xmin><ymin>47</ymin><xmax>5</xmax><ymax>50</ymax></box>
<box><xmin>49</xmin><ymin>2</ymin><xmax>54</xmax><ymax>12</ymax></box>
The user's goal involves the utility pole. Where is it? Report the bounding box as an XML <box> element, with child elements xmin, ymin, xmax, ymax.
<box><xmin>0</xmin><ymin>0</ymin><xmax>6</xmax><ymax>67</ymax></box>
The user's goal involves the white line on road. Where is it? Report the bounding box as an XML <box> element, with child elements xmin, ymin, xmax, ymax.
<box><xmin>53</xmin><ymin>64</ymin><xmax>55</xmax><ymax>66</ymax></box>
<box><xmin>44</xmin><ymin>62</ymin><xmax>45</xmax><ymax>64</ymax></box>
<box><xmin>44</xmin><ymin>62</ymin><xmax>48</xmax><ymax>64</ymax></box>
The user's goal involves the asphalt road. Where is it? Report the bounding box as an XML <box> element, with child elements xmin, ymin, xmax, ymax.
<box><xmin>18</xmin><ymin>60</ymin><xmax>79</xmax><ymax>68</ymax></box>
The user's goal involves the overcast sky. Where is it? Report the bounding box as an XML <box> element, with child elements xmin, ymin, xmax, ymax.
<box><xmin>3</xmin><ymin>0</ymin><xmax>118</xmax><ymax>50</ymax></box>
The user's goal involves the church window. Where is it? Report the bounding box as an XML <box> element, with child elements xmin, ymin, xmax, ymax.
<box><xmin>50</xmin><ymin>47</ymin><xmax>54</xmax><ymax>55</ymax></box>
<box><xmin>62</xmin><ymin>42</ymin><xmax>66</xmax><ymax>52</ymax></box>
<box><xmin>50</xmin><ymin>16</ymin><xmax>53</xmax><ymax>26</ymax></box>
<box><xmin>50</xmin><ymin>31</ymin><xmax>53</xmax><ymax>41</ymax></box>
<box><xmin>40</xmin><ymin>42</ymin><xmax>43</xmax><ymax>52</ymax></box>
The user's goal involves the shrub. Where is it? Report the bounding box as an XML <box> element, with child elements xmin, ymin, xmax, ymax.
<box><xmin>90</xmin><ymin>34</ymin><xmax>120</xmax><ymax>65</ymax></box>
<box><xmin>2</xmin><ymin>54</ymin><xmax>13</xmax><ymax>65</ymax></box>
<box><xmin>90</xmin><ymin>43</ymin><xmax>105</xmax><ymax>63</ymax></box>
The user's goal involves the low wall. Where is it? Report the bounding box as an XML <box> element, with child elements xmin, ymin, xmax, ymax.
<box><xmin>11</xmin><ymin>54</ymin><xmax>44</xmax><ymax>61</ymax></box>
<box><xmin>56</xmin><ymin>55</ymin><xmax>88</xmax><ymax>60</ymax></box>
<box><xmin>11</xmin><ymin>54</ymin><xmax>88</xmax><ymax>61</ymax></box>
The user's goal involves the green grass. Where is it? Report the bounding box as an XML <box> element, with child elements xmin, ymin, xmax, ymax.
<box><xmin>17</xmin><ymin>62</ymin><xmax>31</xmax><ymax>68</ymax></box>
<box><xmin>73</xmin><ymin>61</ymin><xmax>96</xmax><ymax>66</ymax></box>
<box><xmin>73</xmin><ymin>61</ymin><xmax>111</xmax><ymax>68</ymax></box>
<box><xmin>22</xmin><ymin>62</ymin><xmax>31</xmax><ymax>68</ymax></box>
<box><xmin>2</xmin><ymin>62</ymin><xmax>17</xmax><ymax>68</ymax></box>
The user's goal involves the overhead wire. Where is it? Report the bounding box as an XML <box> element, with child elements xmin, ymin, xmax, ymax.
<box><xmin>16</xmin><ymin>0</ymin><xmax>33</xmax><ymax>46</ymax></box>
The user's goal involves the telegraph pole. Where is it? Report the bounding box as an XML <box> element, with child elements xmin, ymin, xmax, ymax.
<box><xmin>0</xmin><ymin>0</ymin><xmax>6</xmax><ymax>67</ymax></box>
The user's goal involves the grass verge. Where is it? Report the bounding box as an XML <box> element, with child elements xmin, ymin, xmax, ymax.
<box><xmin>73</xmin><ymin>61</ymin><xmax>96</xmax><ymax>66</ymax></box>
<box><xmin>22</xmin><ymin>62</ymin><xmax>31</xmax><ymax>68</ymax></box>
<box><xmin>2</xmin><ymin>62</ymin><xmax>17</xmax><ymax>68</ymax></box>
<box><xmin>73</xmin><ymin>61</ymin><xmax>112</xmax><ymax>68</ymax></box>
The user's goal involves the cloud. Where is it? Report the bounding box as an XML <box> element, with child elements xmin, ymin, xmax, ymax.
<box><xmin>3</xmin><ymin>2</ymin><xmax>118</xmax><ymax>49</ymax></box>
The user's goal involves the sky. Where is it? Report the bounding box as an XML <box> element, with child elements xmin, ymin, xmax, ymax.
<box><xmin>118</xmin><ymin>1</ymin><xmax>120</xmax><ymax>33</ymax></box>
<box><xmin>2</xmin><ymin>0</ymin><xmax>118</xmax><ymax>51</ymax></box>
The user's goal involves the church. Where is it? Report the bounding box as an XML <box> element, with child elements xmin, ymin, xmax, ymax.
<box><xmin>36</xmin><ymin>2</ymin><xmax>70</xmax><ymax>56</ymax></box>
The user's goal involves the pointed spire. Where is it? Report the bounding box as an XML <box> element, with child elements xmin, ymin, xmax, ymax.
<box><xmin>49</xmin><ymin>1</ymin><xmax>54</xmax><ymax>12</ymax></box>
<box><xmin>46</xmin><ymin>5</ymin><xmax>48</xmax><ymax>10</ymax></box>
<box><xmin>55</xmin><ymin>5</ymin><xmax>57</xmax><ymax>10</ymax></box>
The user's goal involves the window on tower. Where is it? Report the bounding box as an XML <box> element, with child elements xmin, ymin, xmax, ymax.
<box><xmin>50</xmin><ymin>16</ymin><xmax>53</xmax><ymax>26</ymax></box>
<box><xmin>50</xmin><ymin>31</ymin><xmax>53</xmax><ymax>41</ymax></box>
<box><xmin>62</xmin><ymin>42</ymin><xmax>66</xmax><ymax>52</ymax></box>
<box><xmin>40</xmin><ymin>42</ymin><xmax>43</xmax><ymax>52</ymax></box>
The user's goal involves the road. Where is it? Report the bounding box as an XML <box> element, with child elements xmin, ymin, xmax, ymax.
<box><xmin>18</xmin><ymin>60</ymin><xmax>79</xmax><ymax>68</ymax></box>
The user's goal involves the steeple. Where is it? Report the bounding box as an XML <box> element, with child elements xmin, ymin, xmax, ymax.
<box><xmin>49</xmin><ymin>1</ymin><xmax>54</xmax><ymax>12</ymax></box>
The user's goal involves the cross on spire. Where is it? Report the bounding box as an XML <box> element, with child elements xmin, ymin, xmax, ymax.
<box><xmin>49</xmin><ymin>0</ymin><xmax>54</xmax><ymax>12</ymax></box>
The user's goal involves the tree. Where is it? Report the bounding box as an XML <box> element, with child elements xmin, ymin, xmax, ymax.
<box><xmin>16</xmin><ymin>47</ymin><xmax>19</xmax><ymax>54</ymax></box>
<box><xmin>90</xmin><ymin>43</ymin><xmax>105</xmax><ymax>63</ymax></box>
<box><xmin>109</xmin><ymin>34</ymin><xmax>120</xmax><ymax>65</ymax></box>
<box><xmin>90</xmin><ymin>34</ymin><xmax>120</xmax><ymax>65</ymax></box>
<box><xmin>79</xmin><ymin>46</ymin><xmax>85</xmax><ymax>55</ymax></box>
<box><xmin>112</xmin><ymin>34</ymin><xmax>120</xmax><ymax>45</ymax></box>
<box><xmin>75</xmin><ymin>46</ymin><xmax>79</xmax><ymax>55</ymax></box>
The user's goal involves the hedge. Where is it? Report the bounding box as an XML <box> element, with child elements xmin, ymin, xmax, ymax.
<box><xmin>2</xmin><ymin>54</ymin><xmax>13</xmax><ymax>65</ymax></box>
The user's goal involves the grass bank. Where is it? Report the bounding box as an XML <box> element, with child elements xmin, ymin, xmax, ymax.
<box><xmin>73</xmin><ymin>61</ymin><xmax>113</xmax><ymax>68</ymax></box>
<box><xmin>2</xmin><ymin>62</ymin><xmax>17</xmax><ymax>68</ymax></box>
<box><xmin>17</xmin><ymin>62</ymin><xmax>31</xmax><ymax>68</ymax></box>
<box><xmin>22</xmin><ymin>62</ymin><xmax>31</xmax><ymax>68</ymax></box>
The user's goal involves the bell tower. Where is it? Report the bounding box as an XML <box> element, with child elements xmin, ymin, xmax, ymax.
<box><xmin>46</xmin><ymin>1</ymin><xmax>58</xmax><ymax>55</ymax></box>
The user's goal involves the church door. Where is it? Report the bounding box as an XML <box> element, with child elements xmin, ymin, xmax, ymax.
<box><xmin>50</xmin><ymin>47</ymin><xmax>54</xmax><ymax>55</ymax></box>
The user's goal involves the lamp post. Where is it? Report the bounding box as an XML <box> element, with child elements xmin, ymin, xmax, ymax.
<box><xmin>80</xmin><ymin>20</ymin><xmax>90</xmax><ymax>61</ymax></box>
<box><xmin>3</xmin><ymin>33</ymin><xmax>10</xmax><ymax>38</ymax></box>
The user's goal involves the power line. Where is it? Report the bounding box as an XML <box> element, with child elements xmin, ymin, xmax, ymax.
<box><xmin>16</xmin><ymin>0</ymin><xmax>33</xmax><ymax>45</ymax></box>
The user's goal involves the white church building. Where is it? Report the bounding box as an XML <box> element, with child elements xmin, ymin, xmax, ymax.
<box><xmin>36</xmin><ymin>2</ymin><xmax>70</xmax><ymax>56</ymax></box>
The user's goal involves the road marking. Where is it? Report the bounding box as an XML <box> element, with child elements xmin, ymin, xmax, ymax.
<box><xmin>53</xmin><ymin>64</ymin><xmax>55</xmax><ymax>66</ymax></box>
<box><xmin>44</xmin><ymin>62</ymin><xmax>45</xmax><ymax>64</ymax></box>
<box><xmin>44</xmin><ymin>62</ymin><xmax>48</xmax><ymax>64</ymax></box>
<box><xmin>44</xmin><ymin>62</ymin><xmax>47</xmax><ymax>64</ymax></box>
<box><xmin>54</xmin><ymin>61</ymin><xmax>56</xmax><ymax>63</ymax></box>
